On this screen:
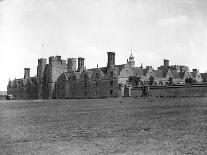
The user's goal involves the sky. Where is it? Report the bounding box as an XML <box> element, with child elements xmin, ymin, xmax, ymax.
<box><xmin>1</xmin><ymin>0</ymin><xmax>207</xmax><ymax>91</ymax></box>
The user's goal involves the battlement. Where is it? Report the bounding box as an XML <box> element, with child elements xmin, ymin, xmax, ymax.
<box><xmin>38</xmin><ymin>58</ymin><xmax>47</xmax><ymax>65</ymax></box>
<box><xmin>49</xmin><ymin>56</ymin><xmax>66</xmax><ymax>65</ymax></box>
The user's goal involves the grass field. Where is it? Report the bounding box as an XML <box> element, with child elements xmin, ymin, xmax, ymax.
<box><xmin>1</xmin><ymin>97</ymin><xmax>207</xmax><ymax>155</ymax></box>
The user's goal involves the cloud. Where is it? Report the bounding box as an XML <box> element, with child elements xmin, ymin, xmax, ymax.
<box><xmin>157</xmin><ymin>15</ymin><xmax>189</xmax><ymax>27</ymax></box>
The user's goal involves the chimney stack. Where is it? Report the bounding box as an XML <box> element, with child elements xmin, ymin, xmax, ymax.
<box><xmin>67</xmin><ymin>58</ymin><xmax>77</xmax><ymax>71</ymax></box>
<box><xmin>78</xmin><ymin>57</ymin><xmax>85</xmax><ymax>72</ymax></box>
<box><xmin>24</xmin><ymin>68</ymin><xmax>30</xmax><ymax>79</ymax></box>
<box><xmin>107</xmin><ymin>52</ymin><xmax>115</xmax><ymax>67</ymax></box>
<box><xmin>164</xmin><ymin>59</ymin><xmax>169</xmax><ymax>67</ymax></box>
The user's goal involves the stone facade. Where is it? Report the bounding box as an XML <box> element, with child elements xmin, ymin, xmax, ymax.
<box><xmin>7</xmin><ymin>52</ymin><xmax>206</xmax><ymax>99</ymax></box>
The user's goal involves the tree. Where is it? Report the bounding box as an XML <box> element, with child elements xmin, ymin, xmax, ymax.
<box><xmin>185</xmin><ymin>77</ymin><xmax>194</xmax><ymax>84</ymax></box>
<box><xmin>149</xmin><ymin>76</ymin><xmax>155</xmax><ymax>85</ymax></box>
<box><xmin>129</xmin><ymin>76</ymin><xmax>141</xmax><ymax>86</ymax></box>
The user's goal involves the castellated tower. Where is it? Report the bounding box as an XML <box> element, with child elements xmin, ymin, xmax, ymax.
<box><xmin>107</xmin><ymin>52</ymin><xmax>115</xmax><ymax>67</ymax></box>
<box><xmin>24</xmin><ymin>68</ymin><xmax>30</xmax><ymax>79</ymax></box>
<box><xmin>47</xmin><ymin>56</ymin><xmax>67</xmax><ymax>99</ymax></box>
<box><xmin>67</xmin><ymin>58</ymin><xmax>77</xmax><ymax>71</ymax></box>
<box><xmin>77</xmin><ymin>57</ymin><xmax>85</xmax><ymax>72</ymax></box>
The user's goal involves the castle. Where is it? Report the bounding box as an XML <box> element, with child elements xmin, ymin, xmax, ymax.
<box><xmin>7</xmin><ymin>52</ymin><xmax>207</xmax><ymax>99</ymax></box>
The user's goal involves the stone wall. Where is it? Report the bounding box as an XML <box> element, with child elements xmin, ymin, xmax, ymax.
<box><xmin>65</xmin><ymin>79</ymin><xmax>119</xmax><ymax>99</ymax></box>
<box><xmin>131</xmin><ymin>84</ymin><xmax>207</xmax><ymax>97</ymax></box>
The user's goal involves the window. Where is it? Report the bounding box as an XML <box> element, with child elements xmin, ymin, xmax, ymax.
<box><xmin>96</xmin><ymin>82</ymin><xmax>98</xmax><ymax>87</ymax></box>
<box><xmin>110</xmin><ymin>90</ymin><xmax>113</xmax><ymax>95</ymax></box>
<box><xmin>110</xmin><ymin>71</ymin><xmax>113</xmax><ymax>77</ymax></box>
<box><xmin>84</xmin><ymin>91</ymin><xmax>87</xmax><ymax>96</ymax></box>
<box><xmin>110</xmin><ymin>81</ymin><xmax>113</xmax><ymax>86</ymax></box>
<box><xmin>84</xmin><ymin>82</ymin><xmax>87</xmax><ymax>88</ymax></box>
<box><xmin>96</xmin><ymin>73</ymin><xmax>100</xmax><ymax>78</ymax></box>
<box><xmin>84</xmin><ymin>74</ymin><xmax>88</xmax><ymax>81</ymax></box>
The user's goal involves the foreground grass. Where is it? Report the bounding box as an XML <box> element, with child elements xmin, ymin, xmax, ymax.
<box><xmin>0</xmin><ymin>97</ymin><xmax>207</xmax><ymax>154</ymax></box>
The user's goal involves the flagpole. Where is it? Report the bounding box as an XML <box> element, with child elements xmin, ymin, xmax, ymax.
<box><xmin>41</xmin><ymin>43</ymin><xmax>44</xmax><ymax>58</ymax></box>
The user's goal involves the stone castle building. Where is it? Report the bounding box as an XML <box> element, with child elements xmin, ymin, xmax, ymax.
<box><xmin>7</xmin><ymin>52</ymin><xmax>207</xmax><ymax>99</ymax></box>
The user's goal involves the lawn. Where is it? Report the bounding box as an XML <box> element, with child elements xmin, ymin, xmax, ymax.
<box><xmin>0</xmin><ymin>97</ymin><xmax>207</xmax><ymax>154</ymax></box>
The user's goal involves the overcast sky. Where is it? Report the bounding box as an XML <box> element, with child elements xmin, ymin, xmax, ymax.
<box><xmin>1</xmin><ymin>0</ymin><xmax>207</xmax><ymax>91</ymax></box>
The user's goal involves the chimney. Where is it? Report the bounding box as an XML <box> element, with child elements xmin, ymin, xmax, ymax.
<box><xmin>67</xmin><ymin>58</ymin><xmax>77</xmax><ymax>71</ymax></box>
<box><xmin>164</xmin><ymin>59</ymin><xmax>169</xmax><ymax>67</ymax></box>
<box><xmin>24</xmin><ymin>68</ymin><xmax>30</xmax><ymax>79</ymax></box>
<box><xmin>192</xmin><ymin>69</ymin><xmax>198</xmax><ymax>72</ymax></box>
<box><xmin>78</xmin><ymin>57</ymin><xmax>85</xmax><ymax>72</ymax></box>
<box><xmin>107</xmin><ymin>52</ymin><xmax>115</xmax><ymax>67</ymax></box>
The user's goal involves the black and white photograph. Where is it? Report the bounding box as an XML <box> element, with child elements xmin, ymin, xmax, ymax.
<box><xmin>1</xmin><ymin>0</ymin><xmax>207</xmax><ymax>154</ymax></box>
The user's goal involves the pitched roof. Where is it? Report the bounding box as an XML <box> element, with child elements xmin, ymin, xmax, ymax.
<box><xmin>191</xmin><ymin>71</ymin><xmax>198</xmax><ymax>78</ymax></box>
<box><xmin>154</xmin><ymin>70</ymin><xmax>163</xmax><ymax>78</ymax></box>
<box><xmin>171</xmin><ymin>70</ymin><xmax>181</xmax><ymax>79</ymax></box>
<box><xmin>201</xmin><ymin>73</ymin><xmax>207</xmax><ymax>81</ymax></box>
<box><xmin>179</xmin><ymin>72</ymin><xmax>185</xmax><ymax>79</ymax></box>
<box><xmin>131</xmin><ymin>67</ymin><xmax>144</xmax><ymax>76</ymax></box>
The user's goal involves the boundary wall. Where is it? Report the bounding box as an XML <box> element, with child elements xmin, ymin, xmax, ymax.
<box><xmin>131</xmin><ymin>84</ymin><xmax>207</xmax><ymax>97</ymax></box>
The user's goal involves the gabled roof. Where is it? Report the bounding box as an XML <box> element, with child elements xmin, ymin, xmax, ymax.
<box><xmin>171</xmin><ymin>70</ymin><xmax>181</xmax><ymax>79</ymax></box>
<box><xmin>22</xmin><ymin>79</ymin><xmax>28</xmax><ymax>86</ymax></box>
<box><xmin>154</xmin><ymin>70</ymin><xmax>163</xmax><ymax>78</ymax></box>
<box><xmin>191</xmin><ymin>71</ymin><xmax>199</xmax><ymax>78</ymax></box>
<box><xmin>179</xmin><ymin>72</ymin><xmax>185</xmax><ymax>79</ymax></box>
<box><xmin>131</xmin><ymin>67</ymin><xmax>143</xmax><ymax>76</ymax></box>
<box><xmin>201</xmin><ymin>73</ymin><xmax>207</xmax><ymax>81</ymax></box>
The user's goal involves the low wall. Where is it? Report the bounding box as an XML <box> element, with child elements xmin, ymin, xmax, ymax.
<box><xmin>131</xmin><ymin>84</ymin><xmax>207</xmax><ymax>97</ymax></box>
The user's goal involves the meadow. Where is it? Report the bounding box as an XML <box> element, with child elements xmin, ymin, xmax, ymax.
<box><xmin>0</xmin><ymin>97</ymin><xmax>207</xmax><ymax>154</ymax></box>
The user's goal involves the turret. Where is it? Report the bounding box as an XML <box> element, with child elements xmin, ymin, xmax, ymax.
<box><xmin>24</xmin><ymin>68</ymin><xmax>30</xmax><ymax>79</ymax></box>
<box><xmin>67</xmin><ymin>58</ymin><xmax>77</xmax><ymax>71</ymax></box>
<box><xmin>128</xmin><ymin>52</ymin><xmax>135</xmax><ymax>67</ymax></box>
<box><xmin>107</xmin><ymin>52</ymin><xmax>115</xmax><ymax>67</ymax></box>
<box><xmin>77</xmin><ymin>57</ymin><xmax>85</xmax><ymax>72</ymax></box>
